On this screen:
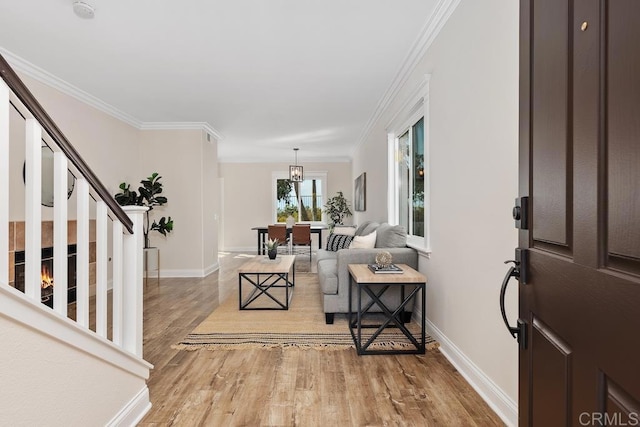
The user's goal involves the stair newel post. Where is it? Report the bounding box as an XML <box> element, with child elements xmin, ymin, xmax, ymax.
<box><xmin>122</xmin><ymin>206</ymin><xmax>148</xmax><ymax>357</ymax></box>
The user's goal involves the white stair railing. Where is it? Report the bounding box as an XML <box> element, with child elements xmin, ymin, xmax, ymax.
<box><xmin>0</xmin><ymin>77</ymin><xmax>8</xmax><ymax>287</ymax></box>
<box><xmin>0</xmin><ymin>54</ymin><xmax>146</xmax><ymax>359</ymax></box>
<box><xmin>24</xmin><ymin>118</ymin><xmax>42</xmax><ymax>303</ymax></box>
<box><xmin>53</xmin><ymin>151</ymin><xmax>68</xmax><ymax>314</ymax></box>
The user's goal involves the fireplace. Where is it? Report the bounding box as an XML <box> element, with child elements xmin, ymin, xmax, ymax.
<box><xmin>14</xmin><ymin>245</ymin><xmax>77</xmax><ymax>308</ymax></box>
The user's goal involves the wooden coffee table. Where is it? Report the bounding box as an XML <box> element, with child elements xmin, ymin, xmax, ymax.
<box><xmin>238</xmin><ymin>255</ymin><xmax>295</xmax><ymax>310</ymax></box>
<box><xmin>348</xmin><ymin>263</ymin><xmax>426</xmax><ymax>355</ymax></box>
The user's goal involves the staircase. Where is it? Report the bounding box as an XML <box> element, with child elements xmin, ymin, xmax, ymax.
<box><xmin>0</xmin><ymin>54</ymin><xmax>152</xmax><ymax>425</ymax></box>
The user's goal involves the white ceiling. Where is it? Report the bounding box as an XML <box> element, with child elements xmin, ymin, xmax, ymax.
<box><xmin>0</xmin><ymin>0</ymin><xmax>438</xmax><ymax>162</ymax></box>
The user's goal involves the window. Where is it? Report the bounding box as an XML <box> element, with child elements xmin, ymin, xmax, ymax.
<box><xmin>273</xmin><ymin>172</ymin><xmax>327</xmax><ymax>224</ymax></box>
<box><xmin>388</xmin><ymin>76</ymin><xmax>429</xmax><ymax>250</ymax></box>
<box><xmin>397</xmin><ymin>117</ymin><xmax>425</xmax><ymax>238</ymax></box>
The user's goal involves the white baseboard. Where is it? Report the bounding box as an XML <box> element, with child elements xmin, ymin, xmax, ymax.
<box><xmin>152</xmin><ymin>262</ymin><xmax>219</xmax><ymax>279</ymax></box>
<box><xmin>203</xmin><ymin>262</ymin><xmax>220</xmax><ymax>277</ymax></box>
<box><xmin>106</xmin><ymin>386</ymin><xmax>152</xmax><ymax>427</ymax></box>
<box><xmin>159</xmin><ymin>264</ymin><xmax>218</xmax><ymax>278</ymax></box>
<box><xmin>159</xmin><ymin>269</ymin><xmax>205</xmax><ymax>278</ymax></box>
<box><xmin>426</xmin><ymin>319</ymin><xmax>518</xmax><ymax>426</ymax></box>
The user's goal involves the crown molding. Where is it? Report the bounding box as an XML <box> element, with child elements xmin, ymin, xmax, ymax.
<box><xmin>139</xmin><ymin>122</ymin><xmax>223</xmax><ymax>140</ymax></box>
<box><xmin>218</xmin><ymin>155</ymin><xmax>352</xmax><ymax>164</ymax></box>
<box><xmin>352</xmin><ymin>0</ymin><xmax>461</xmax><ymax>157</ymax></box>
<box><xmin>0</xmin><ymin>47</ymin><xmax>143</xmax><ymax>128</ymax></box>
<box><xmin>385</xmin><ymin>74</ymin><xmax>430</xmax><ymax>132</ymax></box>
<box><xmin>0</xmin><ymin>48</ymin><xmax>224</xmax><ymax>139</ymax></box>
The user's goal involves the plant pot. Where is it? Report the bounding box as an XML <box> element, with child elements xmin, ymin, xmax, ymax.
<box><xmin>268</xmin><ymin>249</ymin><xmax>277</xmax><ymax>260</ymax></box>
<box><xmin>144</xmin><ymin>247</ymin><xmax>159</xmax><ymax>271</ymax></box>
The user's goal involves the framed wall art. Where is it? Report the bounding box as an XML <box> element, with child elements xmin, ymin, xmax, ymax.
<box><xmin>354</xmin><ymin>172</ymin><xmax>366</xmax><ymax>212</ymax></box>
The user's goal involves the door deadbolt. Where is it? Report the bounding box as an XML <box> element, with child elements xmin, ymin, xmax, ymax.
<box><xmin>512</xmin><ymin>206</ymin><xmax>521</xmax><ymax>221</ymax></box>
<box><xmin>513</xmin><ymin>197</ymin><xmax>529</xmax><ymax>229</ymax></box>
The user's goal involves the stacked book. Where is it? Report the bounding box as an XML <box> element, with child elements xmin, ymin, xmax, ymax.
<box><xmin>368</xmin><ymin>264</ymin><xmax>403</xmax><ymax>274</ymax></box>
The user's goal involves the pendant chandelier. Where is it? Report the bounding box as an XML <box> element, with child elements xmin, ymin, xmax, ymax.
<box><xmin>289</xmin><ymin>148</ymin><xmax>303</xmax><ymax>182</ymax></box>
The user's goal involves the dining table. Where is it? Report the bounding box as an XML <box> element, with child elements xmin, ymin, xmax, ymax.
<box><xmin>251</xmin><ymin>225</ymin><xmax>328</xmax><ymax>255</ymax></box>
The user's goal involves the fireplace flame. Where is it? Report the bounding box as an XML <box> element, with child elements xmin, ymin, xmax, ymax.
<box><xmin>41</xmin><ymin>265</ymin><xmax>54</xmax><ymax>289</ymax></box>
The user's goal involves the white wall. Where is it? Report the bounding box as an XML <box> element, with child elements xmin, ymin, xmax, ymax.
<box><xmin>22</xmin><ymin>74</ymin><xmax>142</xmax><ymax>192</ymax></box>
<box><xmin>352</xmin><ymin>0</ymin><xmax>519</xmax><ymax>424</ymax></box>
<box><xmin>219</xmin><ymin>161</ymin><xmax>352</xmax><ymax>252</ymax></box>
<box><xmin>139</xmin><ymin>129</ymin><xmax>219</xmax><ymax>276</ymax></box>
<box><xmin>202</xmin><ymin>133</ymin><xmax>220</xmax><ymax>274</ymax></box>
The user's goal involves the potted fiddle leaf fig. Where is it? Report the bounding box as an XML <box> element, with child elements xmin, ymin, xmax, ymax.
<box><xmin>114</xmin><ymin>172</ymin><xmax>174</xmax><ymax>249</ymax></box>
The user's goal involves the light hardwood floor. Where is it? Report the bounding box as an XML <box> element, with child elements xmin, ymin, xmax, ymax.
<box><xmin>138</xmin><ymin>252</ymin><xmax>505</xmax><ymax>426</ymax></box>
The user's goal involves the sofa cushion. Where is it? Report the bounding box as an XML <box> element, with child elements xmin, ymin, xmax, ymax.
<box><xmin>359</xmin><ymin>222</ymin><xmax>380</xmax><ymax>237</ymax></box>
<box><xmin>326</xmin><ymin>233</ymin><xmax>354</xmax><ymax>251</ymax></box>
<box><xmin>355</xmin><ymin>221</ymin><xmax>373</xmax><ymax>236</ymax></box>
<box><xmin>317</xmin><ymin>259</ymin><xmax>339</xmax><ymax>294</ymax></box>
<box><xmin>350</xmin><ymin>230</ymin><xmax>377</xmax><ymax>249</ymax></box>
<box><xmin>316</xmin><ymin>249</ymin><xmax>337</xmax><ymax>263</ymax></box>
<box><xmin>354</xmin><ymin>221</ymin><xmax>370</xmax><ymax>235</ymax></box>
<box><xmin>333</xmin><ymin>225</ymin><xmax>356</xmax><ymax>236</ymax></box>
<box><xmin>375</xmin><ymin>223</ymin><xmax>408</xmax><ymax>248</ymax></box>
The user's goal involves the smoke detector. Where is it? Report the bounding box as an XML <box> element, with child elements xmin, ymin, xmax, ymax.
<box><xmin>73</xmin><ymin>2</ymin><xmax>95</xmax><ymax>19</ymax></box>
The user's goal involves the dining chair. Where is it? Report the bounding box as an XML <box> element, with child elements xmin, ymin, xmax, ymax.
<box><xmin>291</xmin><ymin>224</ymin><xmax>312</xmax><ymax>262</ymax></box>
<box><xmin>268</xmin><ymin>224</ymin><xmax>289</xmax><ymax>254</ymax></box>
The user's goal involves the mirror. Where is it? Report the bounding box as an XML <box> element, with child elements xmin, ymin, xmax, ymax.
<box><xmin>23</xmin><ymin>146</ymin><xmax>75</xmax><ymax>207</ymax></box>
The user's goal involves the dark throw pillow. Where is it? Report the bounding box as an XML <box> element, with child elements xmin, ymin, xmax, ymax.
<box><xmin>326</xmin><ymin>234</ymin><xmax>354</xmax><ymax>251</ymax></box>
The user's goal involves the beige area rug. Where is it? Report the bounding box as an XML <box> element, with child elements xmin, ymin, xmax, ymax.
<box><xmin>173</xmin><ymin>270</ymin><xmax>438</xmax><ymax>351</ymax></box>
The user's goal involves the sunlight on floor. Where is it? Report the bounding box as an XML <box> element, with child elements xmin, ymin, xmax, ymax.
<box><xmin>233</xmin><ymin>253</ymin><xmax>255</xmax><ymax>259</ymax></box>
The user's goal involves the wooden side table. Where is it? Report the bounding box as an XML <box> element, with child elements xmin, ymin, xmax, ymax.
<box><xmin>348</xmin><ymin>264</ymin><xmax>427</xmax><ymax>355</ymax></box>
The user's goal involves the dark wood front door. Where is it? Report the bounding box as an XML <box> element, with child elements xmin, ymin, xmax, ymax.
<box><xmin>517</xmin><ymin>1</ymin><xmax>640</xmax><ymax>425</ymax></box>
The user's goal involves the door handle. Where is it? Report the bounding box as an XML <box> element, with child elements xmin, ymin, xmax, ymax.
<box><xmin>500</xmin><ymin>260</ymin><xmax>527</xmax><ymax>348</ymax></box>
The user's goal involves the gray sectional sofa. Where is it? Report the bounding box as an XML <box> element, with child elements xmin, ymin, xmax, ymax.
<box><xmin>316</xmin><ymin>221</ymin><xmax>418</xmax><ymax>324</ymax></box>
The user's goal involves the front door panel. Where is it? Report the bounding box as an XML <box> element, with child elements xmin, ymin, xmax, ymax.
<box><xmin>519</xmin><ymin>1</ymin><xmax>640</xmax><ymax>425</ymax></box>
<box><xmin>531</xmin><ymin>0</ymin><xmax>571</xmax><ymax>252</ymax></box>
